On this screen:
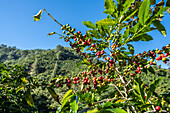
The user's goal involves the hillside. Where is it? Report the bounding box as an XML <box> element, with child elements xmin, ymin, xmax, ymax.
<box><xmin>0</xmin><ymin>44</ymin><xmax>169</xmax><ymax>112</ymax></box>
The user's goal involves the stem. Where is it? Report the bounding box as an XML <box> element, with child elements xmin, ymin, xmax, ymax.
<box><xmin>127</xmin><ymin>107</ymin><xmax>130</xmax><ymax>113</ymax></box>
<box><xmin>115</xmin><ymin>67</ymin><xmax>125</xmax><ymax>84</ymax></box>
<box><xmin>93</xmin><ymin>97</ymin><xmax>126</xmax><ymax>105</ymax></box>
<box><xmin>43</xmin><ymin>9</ymin><xmax>63</xmax><ymax>27</ymax></box>
<box><xmin>131</xmin><ymin>106</ymin><xmax>137</xmax><ymax>113</ymax></box>
<box><xmin>109</xmin><ymin>84</ymin><xmax>125</xmax><ymax>98</ymax></box>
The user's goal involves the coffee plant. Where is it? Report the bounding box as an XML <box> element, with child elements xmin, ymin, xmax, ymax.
<box><xmin>1</xmin><ymin>0</ymin><xmax>170</xmax><ymax>113</ymax></box>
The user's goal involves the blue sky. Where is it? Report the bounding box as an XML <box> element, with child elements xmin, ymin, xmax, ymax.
<box><xmin>0</xmin><ymin>0</ymin><xmax>169</xmax><ymax>68</ymax></box>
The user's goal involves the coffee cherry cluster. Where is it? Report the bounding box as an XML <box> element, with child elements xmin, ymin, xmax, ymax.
<box><xmin>73</xmin><ymin>76</ymin><xmax>80</xmax><ymax>84</ymax></box>
<box><xmin>95</xmin><ymin>50</ymin><xmax>104</xmax><ymax>58</ymax></box>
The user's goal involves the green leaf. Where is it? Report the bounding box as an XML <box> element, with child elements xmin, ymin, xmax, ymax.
<box><xmin>82</xmin><ymin>21</ymin><xmax>96</xmax><ymax>29</ymax></box>
<box><xmin>104</xmin><ymin>0</ymin><xmax>116</xmax><ymax>9</ymax></box>
<box><xmin>47</xmin><ymin>87</ymin><xmax>61</xmax><ymax>105</ymax></box>
<box><xmin>47</xmin><ymin>32</ymin><xmax>56</xmax><ymax>36</ymax></box>
<box><xmin>70</xmin><ymin>96</ymin><xmax>79</xmax><ymax>113</ymax></box>
<box><xmin>133</xmin><ymin>34</ymin><xmax>153</xmax><ymax>41</ymax></box>
<box><xmin>120</xmin><ymin>9</ymin><xmax>138</xmax><ymax>23</ymax></box>
<box><xmin>154</xmin><ymin>7</ymin><xmax>170</xmax><ymax>17</ymax></box>
<box><xmin>96</xmin><ymin>18</ymin><xmax>116</xmax><ymax>26</ymax></box>
<box><xmin>138</xmin><ymin>0</ymin><xmax>150</xmax><ymax>25</ymax></box>
<box><xmin>133</xmin><ymin>78</ymin><xmax>145</xmax><ymax>104</ymax></box>
<box><xmin>16</xmin><ymin>86</ymin><xmax>24</xmax><ymax>93</ymax></box>
<box><xmin>115</xmin><ymin>99</ymin><xmax>127</xmax><ymax>103</ymax></box>
<box><xmin>148</xmin><ymin>66</ymin><xmax>155</xmax><ymax>74</ymax></box>
<box><xmin>33</xmin><ymin>9</ymin><xmax>43</xmax><ymax>21</ymax></box>
<box><xmin>127</xmin><ymin>44</ymin><xmax>134</xmax><ymax>55</ymax></box>
<box><xmin>104</xmin><ymin>0</ymin><xmax>117</xmax><ymax>17</ymax></box>
<box><xmin>103</xmin><ymin>101</ymin><xmax>112</xmax><ymax>108</ymax></box>
<box><xmin>147</xmin><ymin>77</ymin><xmax>164</xmax><ymax>99</ymax></box>
<box><xmin>153</xmin><ymin>20</ymin><xmax>166</xmax><ymax>37</ymax></box>
<box><xmin>61</xmin><ymin>90</ymin><xmax>72</xmax><ymax>103</ymax></box>
<box><xmin>60</xmin><ymin>94</ymin><xmax>74</xmax><ymax>111</ymax></box>
<box><xmin>25</xmin><ymin>88</ymin><xmax>35</xmax><ymax>107</ymax></box>
<box><xmin>119</xmin><ymin>0</ymin><xmax>135</xmax><ymax>17</ymax></box>
<box><xmin>87</xmin><ymin>108</ymin><xmax>98</xmax><ymax>113</ymax></box>
<box><xmin>105</xmin><ymin>108</ymin><xmax>127</xmax><ymax>113</ymax></box>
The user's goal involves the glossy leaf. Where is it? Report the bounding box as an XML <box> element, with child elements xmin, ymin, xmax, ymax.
<box><xmin>16</xmin><ymin>86</ymin><xmax>24</xmax><ymax>93</ymax></box>
<box><xmin>133</xmin><ymin>34</ymin><xmax>153</xmax><ymax>41</ymax></box>
<box><xmin>33</xmin><ymin>9</ymin><xmax>43</xmax><ymax>21</ymax></box>
<box><xmin>60</xmin><ymin>95</ymin><xmax>74</xmax><ymax>111</ymax></box>
<box><xmin>25</xmin><ymin>88</ymin><xmax>35</xmax><ymax>107</ymax></box>
<box><xmin>96</xmin><ymin>18</ymin><xmax>116</xmax><ymax>26</ymax></box>
<box><xmin>119</xmin><ymin>0</ymin><xmax>135</xmax><ymax>17</ymax></box>
<box><xmin>103</xmin><ymin>0</ymin><xmax>117</xmax><ymax>17</ymax></box>
<box><xmin>120</xmin><ymin>9</ymin><xmax>138</xmax><ymax>23</ymax></box>
<box><xmin>154</xmin><ymin>7</ymin><xmax>170</xmax><ymax>17</ymax></box>
<box><xmin>82</xmin><ymin>21</ymin><xmax>96</xmax><ymax>29</ymax></box>
<box><xmin>153</xmin><ymin>20</ymin><xmax>166</xmax><ymax>37</ymax></box>
<box><xmin>47</xmin><ymin>87</ymin><xmax>61</xmax><ymax>105</ymax></box>
<box><xmin>61</xmin><ymin>90</ymin><xmax>73</xmax><ymax>103</ymax></box>
<box><xmin>138</xmin><ymin>0</ymin><xmax>150</xmax><ymax>25</ymax></box>
<box><xmin>105</xmin><ymin>108</ymin><xmax>127</xmax><ymax>113</ymax></box>
<box><xmin>115</xmin><ymin>99</ymin><xmax>127</xmax><ymax>103</ymax></box>
<box><xmin>70</xmin><ymin>96</ymin><xmax>79</xmax><ymax>113</ymax></box>
<box><xmin>133</xmin><ymin>78</ymin><xmax>145</xmax><ymax>104</ymax></box>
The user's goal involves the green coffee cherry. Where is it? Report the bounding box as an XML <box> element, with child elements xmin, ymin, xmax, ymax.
<box><xmin>66</xmin><ymin>32</ymin><xmax>70</xmax><ymax>35</ymax></box>
<box><xmin>66</xmin><ymin>24</ymin><xmax>69</xmax><ymax>27</ymax></box>
<box><xmin>63</xmin><ymin>30</ymin><xmax>66</xmax><ymax>34</ymax></box>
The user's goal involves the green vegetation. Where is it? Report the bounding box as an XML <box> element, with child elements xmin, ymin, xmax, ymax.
<box><xmin>1</xmin><ymin>0</ymin><xmax>170</xmax><ymax>112</ymax></box>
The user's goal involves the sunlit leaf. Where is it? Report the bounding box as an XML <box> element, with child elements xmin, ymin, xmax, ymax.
<box><xmin>96</xmin><ymin>18</ymin><xmax>116</xmax><ymax>26</ymax></box>
<box><xmin>61</xmin><ymin>90</ymin><xmax>72</xmax><ymax>103</ymax></box>
<box><xmin>87</xmin><ymin>108</ymin><xmax>98</xmax><ymax>113</ymax></box>
<box><xmin>82</xmin><ymin>21</ymin><xmax>96</xmax><ymax>29</ymax></box>
<box><xmin>21</xmin><ymin>77</ymin><xmax>27</xmax><ymax>83</ymax></box>
<box><xmin>133</xmin><ymin>78</ymin><xmax>145</xmax><ymax>104</ymax></box>
<box><xmin>115</xmin><ymin>99</ymin><xmax>127</xmax><ymax>103</ymax></box>
<box><xmin>60</xmin><ymin>95</ymin><xmax>74</xmax><ymax>111</ymax></box>
<box><xmin>120</xmin><ymin>9</ymin><xmax>138</xmax><ymax>23</ymax></box>
<box><xmin>105</xmin><ymin>108</ymin><xmax>127</xmax><ymax>113</ymax></box>
<box><xmin>103</xmin><ymin>0</ymin><xmax>117</xmax><ymax>17</ymax></box>
<box><xmin>70</xmin><ymin>96</ymin><xmax>79</xmax><ymax>113</ymax></box>
<box><xmin>138</xmin><ymin>0</ymin><xmax>150</xmax><ymax>25</ymax></box>
<box><xmin>119</xmin><ymin>0</ymin><xmax>135</xmax><ymax>17</ymax></box>
<box><xmin>16</xmin><ymin>86</ymin><xmax>24</xmax><ymax>93</ymax></box>
<box><xmin>33</xmin><ymin>9</ymin><xmax>43</xmax><ymax>21</ymax></box>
